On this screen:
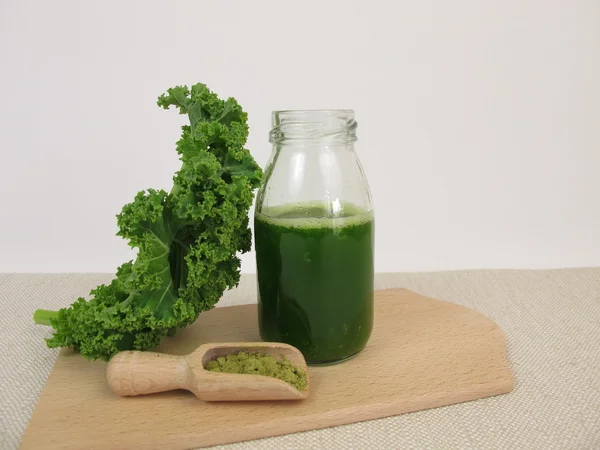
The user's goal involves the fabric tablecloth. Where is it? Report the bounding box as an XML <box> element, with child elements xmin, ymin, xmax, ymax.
<box><xmin>1</xmin><ymin>269</ymin><xmax>599</xmax><ymax>449</ymax></box>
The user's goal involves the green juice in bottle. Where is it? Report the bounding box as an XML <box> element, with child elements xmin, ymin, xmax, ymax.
<box><xmin>255</xmin><ymin>202</ymin><xmax>374</xmax><ymax>364</ymax></box>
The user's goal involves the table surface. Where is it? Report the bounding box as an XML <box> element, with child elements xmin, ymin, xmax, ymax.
<box><xmin>1</xmin><ymin>269</ymin><xmax>599</xmax><ymax>450</ymax></box>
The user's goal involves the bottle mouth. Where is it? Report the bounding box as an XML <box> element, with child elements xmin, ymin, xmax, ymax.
<box><xmin>270</xmin><ymin>109</ymin><xmax>357</xmax><ymax>144</ymax></box>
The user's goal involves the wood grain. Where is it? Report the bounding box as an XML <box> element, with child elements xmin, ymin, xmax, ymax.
<box><xmin>20</xmin><ymin>289</ymin><xmax>514</xmax><ymax>449</ymax></box>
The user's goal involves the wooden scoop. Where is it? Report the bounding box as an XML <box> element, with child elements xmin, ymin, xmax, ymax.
<box><xmin>106</xmin><ymin>342</ymin><xmax>309</xmax><ymax>401</ymax></box>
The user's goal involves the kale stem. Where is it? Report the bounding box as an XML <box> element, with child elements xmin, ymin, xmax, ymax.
<box><xmin>33</xmin><ymin>309</ymin><xmax>59</xmax><ymax>326</ymax></box>
<box><xmin>174</xmin><ymin>242</ymin><xmax>182</xmax><ymax>291</ymax></box>
<box><xmin>178</xmin><ymin>243</ymin><xmax>188</xmax><ymax>291</ymax></box>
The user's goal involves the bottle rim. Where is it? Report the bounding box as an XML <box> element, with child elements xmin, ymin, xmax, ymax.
<box><xmin>270</xmin><ymin>110</ymin><xmax>357</xmax><ymax>144</ymax></box>
<box><xmin>272</xmin><ymin>109</ymin><xmax>354</xmax><ymax>114</ymax></box>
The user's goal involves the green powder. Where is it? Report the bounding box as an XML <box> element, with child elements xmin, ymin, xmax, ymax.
<box><xmin>205</xmin><ymin>351</ymin><xmax>308</xmax><ymax>391</ymax></box>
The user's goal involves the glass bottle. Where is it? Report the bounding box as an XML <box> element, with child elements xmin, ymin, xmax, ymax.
<box><xmin>254</xmin><ymin>110</ymin><xmax>374</xmax><ymax>365</ymax></box>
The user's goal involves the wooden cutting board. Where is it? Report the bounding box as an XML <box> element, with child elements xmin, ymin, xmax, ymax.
<box><xmin>21</xmin><ymin>289</ymin><xmax>514</xmax><ymax>449</ymax></box>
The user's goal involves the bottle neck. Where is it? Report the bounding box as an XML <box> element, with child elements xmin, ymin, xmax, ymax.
<box><xmin>269</xmin><ymin>110</ymin><xmax>357</xmax><ymax>146</ymax></box>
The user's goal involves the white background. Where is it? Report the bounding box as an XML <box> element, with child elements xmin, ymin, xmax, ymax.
<box><xmin>1</xmin><ymin>0</ymin><xmax>599</xmax><ymax>274</ymax></box>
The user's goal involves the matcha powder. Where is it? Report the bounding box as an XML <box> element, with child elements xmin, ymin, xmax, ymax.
<box><xmin>205</xmin><ymin>351</ymin><xmax>308</xmax><ymax>391</ymax></box>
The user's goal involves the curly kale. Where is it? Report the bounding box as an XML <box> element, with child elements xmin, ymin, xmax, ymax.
<box><xmin>33</xmin><ymin>84</ymin><xmax>262</xmax><ymax>361</ymax></box>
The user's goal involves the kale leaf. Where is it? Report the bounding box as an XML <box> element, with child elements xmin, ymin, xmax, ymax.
<box><xmin>33</xmin><ymin>84</ymin><xmax>262</xmax><ymax>361</ymax></box>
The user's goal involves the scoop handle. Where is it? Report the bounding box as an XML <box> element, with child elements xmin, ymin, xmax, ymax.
<box><xmin>106</xmin><ymin>351</ymin><xmax>189</xmax><ymax>397</ymax></box>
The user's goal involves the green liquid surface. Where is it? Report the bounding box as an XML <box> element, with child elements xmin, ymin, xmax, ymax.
<box><xmin>255</xmin><ymin>203</ymin><xmax>374</xmax><ymax>364</ymax></box>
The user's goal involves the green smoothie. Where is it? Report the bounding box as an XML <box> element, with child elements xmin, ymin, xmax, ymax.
<box><xmin>254</xmin><ymin>202</ymin><xmax>374</xmax><ymax>364</ymax></box>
